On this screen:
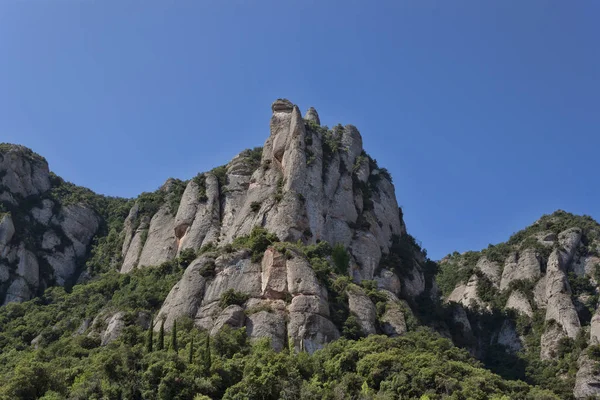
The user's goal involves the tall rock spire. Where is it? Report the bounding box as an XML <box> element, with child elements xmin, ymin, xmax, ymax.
<box><xmin>304</xmin><ymin>107</ymin><xmax>320</xmax><ymax>125</ymax></box>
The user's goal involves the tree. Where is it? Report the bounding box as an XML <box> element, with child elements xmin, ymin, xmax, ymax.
<box><xmin>146</xmin><ymin>316</ymin><xmax>154</xmax><ymax>353</ymax></box>
<box><xmin>188</xmin><ymin>336</ymin><xmax>194</xmax><ymax>364</ymax></box>
<box><xmin>171</xmin><ymin>320</ymin><xmax>178</xmax><ymax>352</ymax></box>
<box><xmin>157</xmin><ymin>320</ymin><xmax>165</xmax><ymax>351</ymax></box>
<box><xmin>203</xmin><ymin>334</ymin><xmax>211</xmax><ymax>371</ymax></box>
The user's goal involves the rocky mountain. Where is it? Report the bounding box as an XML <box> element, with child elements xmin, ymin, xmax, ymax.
<box><xmin>0</xmin><ymin>99</ymin><xmax>598</xmax><ymax>399</ymax></box>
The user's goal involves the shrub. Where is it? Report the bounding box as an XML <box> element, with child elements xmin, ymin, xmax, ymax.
<box><xmin>250</xmin><ymin>201</ymin><xmax>261</xmax><ymax>212</ymax></box>
<box><xmin>178</xmin><ymin>248</ymin><xmax>197</xmax><ymax>268</ymax></box>
<box><xmin>232</xmin><ymin>226</ymin><xmax>279</xmax><ymax>262</ymax></box>
<box><xmin>219</xmin><ymin>289</ymin><xmax>249</xmax><ymax>308</ymax></box>
<box><xmin>332</xmin><ymin>244</ymin><xmax>350</xmax><ymax>274</ymax></box>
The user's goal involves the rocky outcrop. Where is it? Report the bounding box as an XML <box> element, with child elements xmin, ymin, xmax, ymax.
<box><xmin>304</xmin><ymin>107</ymin><xmax>320</xmax><ymax>125</ymax></box>
<box><xmin>347</xmin><ymin>287</ymin><xmax>377</xmax><ymax>335</ymax></box>
<box><xmin>541</xmin><ymin>246</ymin><xmax>581</xmax><ymax>358</ymax></box>
<box><xmin>154</xmin><ymin>257</ymin><xmax>209</xmax><ymax>330</ymax></box>
<box><xmin>210</xmin><ymin>305</ymin><xmax>246</xmax><ymax>336</ymax></box>
<box><xmin>0</xmin><ymin>144</ymin><xmax>101</xmax><ymax>303</ymax></box>
<box><xmin>590</xmin><ymin>306</ymin><xmax>600</xmax><ymax>345</ymax></box>
<box><xmin>153</xmin><ymin>247</ymin><xmax>343</xmax><ymax>353</ymax></box>
<box><xmin>505</xmin><ymin>290</ymin><xmax>533</xmax><ymax>318</ymax></box>
<box><xmin>574</xmin><ymin>354</ymin><xmax>600</xmax><ymax>399</ymax></box>
<box><xmin>447</xmin><ymin>275</ymin><xmax>482</xmax><ymax>308</ymax></box>
<box><xmin>476</xmin><ymin>257</ymin><xmax>501</xmax><ymax>287</ymax></box>
<box><xmin>500</xmin><ymin>249</ymin><xmax>541</xmax><ymax>291</ymax></box>
<box><xmin>0</xmin><ymin>144</ymin><xmax>50</xmax><ymax>200</ymax></box>
<box><xmin>496</xmin><ymin>320</ymin><xmax>522</xmax><ymax>354</ymax></box>
<box><xmin>119</xmin><ymin>99</ymin><xmax>403</xmax><ymax>283</ymax></box>
<box><xmin>137</xmin><ymin>205</ymin><xmax>177</xmax><ymax>268</ymax></box>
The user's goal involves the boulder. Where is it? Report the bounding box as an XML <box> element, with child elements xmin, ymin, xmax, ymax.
<box><xmin>0</xmin><ymin>214</ymin><xmax>15</xmax><ymax>248</ymax></box>
<box><xmin>246</xmin><ymin>311</ymin><xmax>287</xmax><ymax>351</ymax></box>
<box><xmin>347</xmin><ymin>287</ymin><xmax>377</xmax><ymax>335</ymax></box>
<box><xmin>261</xmin><ymin>248</ymin><xmax>288</xmax><ymax>299</ymax></box>
<box><xmin>574</xmin><ymin>354</ymin><xmax>600</xmax><ymax>399</ymax></box>
<box><xmin>505</xmin><ymin>291</ymin><xmax>533</xmax><ymax>318</ymax></box>
<box><xmin>500</xmin><ymin>249</ymin><xmax>541</xmax><ymax>291</ymax></box>
<box><xmin>154</xmin><ymin>257</ymin><xmax>209</xmax><ymax>330</ymax></box>
<box><xmin>137</xmin><ymin>205</ymin><xmax>177</xmax><ymax>268</ymax></box>
<box><xmin>210</xmin><ymin>305</ymin><xmax>245</xmax><ymax>336</ymax></box>
<box><xmin>304</xmin><ymin>107</ymin><xmax>320</xmax><ymax>125</ymax></box>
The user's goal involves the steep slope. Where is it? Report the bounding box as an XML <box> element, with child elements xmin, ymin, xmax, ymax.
<box><xmin>0</xmin><ymin>144</ymin><xmax>130</xmax><ymax>304</ymax></box>
<box><xmin>438</xmin><ymin>210</ymin><xmax>600</xmax><ymax>398</ymax></box>
<box><xmin>1</xmin><ymin>99</ymin><xmax>596</xmax><ymax>399</ymax></box>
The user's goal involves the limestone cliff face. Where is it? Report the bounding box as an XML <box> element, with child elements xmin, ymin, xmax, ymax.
<box><xmin>117</xmin><ymin>99</ymin><xmax>415</xmax><ymax>353</ymax></box>
<box><xmin>119</xmin><ymin>99</ymin><xmax>404</xmax><ymax>284</ymax></box>
<box><xmin>439</xmin><ymin>211</ymin><xmax>600</xmax><ymax>398</ymax></box>
<box><xmin>0</xmin><ymin>145</ymin><xmax>100</xmax><ymax>304</ymax></box>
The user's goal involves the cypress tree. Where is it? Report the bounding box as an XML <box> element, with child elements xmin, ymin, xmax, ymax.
<box><xmin>157</xmin><ymin>320</ymin><xmax>165</xmax><ymax>351</ymax></box>
<box><xmin>204</xmin><ymin>334</ymin><xmax>211</xmax><ymax>370</ymax></box>
<box><xmin>171</xmin><ymin>320</ymin><xmax>178</xmax><ymax>352</ymax></box>
<box><xmin>146</xmin><ymin>316</ymin><xmax>154</xmax><ymax>353</ymax></box>
<box><xmin>188</xmin><ymin>335</ymin><xmax>194</xmax><ymax>364</ymax></box>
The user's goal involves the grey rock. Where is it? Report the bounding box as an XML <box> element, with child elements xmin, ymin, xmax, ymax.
<box><xmin>0</xmin><ymin>263</ymin><xmax>8</xmax><ymax>282</ymax></box>
<box><xmin>447</xmin><ymin>275</ymin><xmax>483</xmax><ymax>308</ymax></box>
<box><xmin>261</xmin><ymin>248</ymin><xmax>288</xmax><ymax>299</ymax></box>
<box><xmin>375</xmin><ymin>269</ymin><xmax>401</xmax><ymax>297</ymax></box>
<box><xmin>286</xmin><ymin>255</ymin><xmax>321</xmax><ymax>296</ymax></box>
<box><xmin>3</xmin><ymin>277</ymin><xmax>32</xmax><ymax>304</ymax></box>
<box><xmin>496</xmin><ymin>320</ymin><xmax>522</xmax><ymax>354</ymax></box>
<box><xmin>0</xmin><ymin>144</ymin><xmax>50</xmax><ymax>197</ymax></box>
<box><xmin>42</xmin><ymin>230</ymin><xmax>61</xmax><ymax>250</ymax></box>
<box><xmin>154</xmin><ymin>257</ymin><xmax>208</xmax><ymax>330</ymax></box>
<box><xmin>505</xmin><ymin>290</ymin><xmax>533</xmax><ymax>318</ymax></box>
<box><xmin>30</xmin><ymin>199</ymin><xmax>54</xmax><ymax>226</ymax></box>
<box><xmin>304</xmin><ymin>107</ymin><xmax>320</xmax><ymax>125</ymax></box>
<box><xmin>202</xmin><ymin>257</ymin><xmax>261</xmax><ymax>305</ymax></box>
<box><xmin>351</xmin><ymin>233</ymin><xmax>382</xmax><ymax>281</ymax></box>
<box><xmin>58</xmin><ymin>204</ymin><xmax>100</xmax><ymax>258</ymax></box>
<box><xmin>500</xmin><ymin>249</ymin><xmax>541</xmax><ymax>291</ymax></box>
<box><xmin>177</xmin><ymin>174</ymin><xmax>221</xmax><ymax>253</ymax></box>
<box><xmin>534</xmin><ymin>275</ymin><xmax>548</xmax><ymax>309</ymax></box>
<box><xmin>476</xmin><ymin>257</ymin><xmax>501</xmax><ymax>288</ymax></box>
<box><xmin>540</xmin><ymin>322</ymin><xmax>566</xmax><ymax>361</ymax></box>
<box><xmin>347</xmin><ymin>287</ymin><xmax>377</xmax><ymax>335</ymax></box>
<box><xmin>288</xmin><ymin>294</ymin><xmax>329</xmax><ymax>316</ymax></box>
<box><xmin>45</xmin><ymin>246</ymin><xmax>77</xmax><ymax>286</ymax></box>
<box><xmin>16</xmin><ymin>244</ymin><xmax>39</xmax><ymax>287</ymax></box>
<box><xmin>287</xmin><ymin>312</ymin><xmax>340</xmax><ymax>354</ymax></box>
<box><xmin>210</xmin><ymin>305</ymin><xmax>245</xmax><ymax>336</ymax></box>
<box><xmin>574</xmin><ymin>354</ymin><xmax>600</xmax><ymax>399</ymax></box>
<box><xmin>591</xmin><ymin>306</ymin><xmax>600</xmax><ymax>345</ymax></box>
<box><xmin>380</xmin><ymin>302</ymin><xmax>406</xmax><ymax>337</ymax></box>
<box><xmin>137</xmin><ymin>204</ymin><xmax>177</xmax><ymax>268</ymax></box>
<box><xmin>74</xmin><ymin>318</ymin><xmax>92</xmax><ymax>335</ymax></box>
<box><xmin>246</xmin><ymin>311</ymin><xmax>287</xmax><ymax>351</ymax></box>
<box><xmin>0</xmin><ymin>214</ymin><xmax>15</xmax><ymax>248</ymax></box>
<box><xmin>101</xmin><ymin>312</ymin><xmax>126</xmax><ymax>346</ymax></box>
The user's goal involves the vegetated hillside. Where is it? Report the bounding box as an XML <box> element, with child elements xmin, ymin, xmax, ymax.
<box><xmin>0</xmin><ymin>100</ymin><xmax>597</xmax><ymax>399</ymax></box>
<box><xmin>437</xmin><ymin>210</ymin><xmax>600</xmax><ymax>399</ymax></box>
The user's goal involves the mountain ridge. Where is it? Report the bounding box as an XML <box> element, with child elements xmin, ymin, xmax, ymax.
<box><xmin>1</xmin><ymin>99</ymin><xmax>599</xmax><ymax>399</ymax></box>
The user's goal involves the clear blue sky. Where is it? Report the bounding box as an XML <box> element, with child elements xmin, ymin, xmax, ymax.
<box><xmin>1</xmin><ymin>1</ymin><xmax>598</xmax><ymax>260</ymax></box>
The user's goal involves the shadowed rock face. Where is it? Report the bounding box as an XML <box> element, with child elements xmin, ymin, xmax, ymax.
<box><xmin>440</xmin><ymin>210</ymin><xmax>600</xmax><ymax>398</ymax></box>
<box><xmin>0</xmin><ymin>144</ymin><xmax>100</xmax><ymax>304</ymax></box>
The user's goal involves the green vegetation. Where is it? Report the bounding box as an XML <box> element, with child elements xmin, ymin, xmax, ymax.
<box><xmin>250</xmin><ymin>201</ymin><xmax>261</xmax><ymax>212</ymax></box>
<box><xmin>0</xmin><ymin>308</ymin><xmax>560</xmax><ymax>400</ymax></box>
<box><xmin>232</xmin><ymin>226</ymin><xmax>279</xmax><ymax>262</ymax></box>
<box><xmin>437</xmin><ymin>211</ymin><xmax>600</xmax><ymax>298</ymax></box>
<box><xmin>331</xmin><ymin>243</ymin><xmax>350</xmax><ymax>274</ymax></box>
<box><xmin>219</xmin><ymin>289</ymin><xmax>249</xmax><ymax>308</ymax></box>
